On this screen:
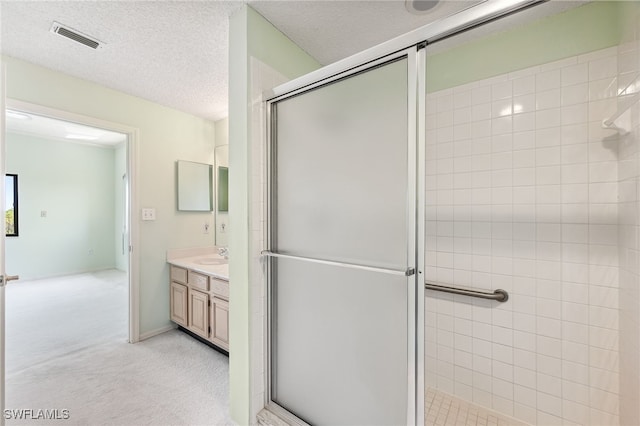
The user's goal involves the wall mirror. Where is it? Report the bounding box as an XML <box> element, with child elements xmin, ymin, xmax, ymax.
<box><xmin>176</xmin><ymin>160</ymin><xmax>213</xmax><ymax>211</ymax></box>
<box><xmin>215</xmin><ymin>144</ymin><xmax>229</xmax><ymax>246</ymax></box>
<box><xmin>217</xmin><ymin>166</ymin><xmax>228</xmax><ymax>212</ymax></box>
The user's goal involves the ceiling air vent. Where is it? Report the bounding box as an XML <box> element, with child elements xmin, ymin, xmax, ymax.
<box><xmin>50</xmin><ymin>21</ymin><xmax>103</xmax><ymax>50</ymax></box>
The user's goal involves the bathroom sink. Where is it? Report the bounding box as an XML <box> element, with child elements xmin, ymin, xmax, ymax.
<box><xmin>196</xmin><ymin>257</ymin><xmax>227</xmax><ymax>265</ymax></box>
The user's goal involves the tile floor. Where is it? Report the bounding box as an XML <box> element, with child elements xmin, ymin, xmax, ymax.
<box><xmin>425</xmin><ymin>388</ymin><xmax>528</xmax><ymax>426</ymax></box>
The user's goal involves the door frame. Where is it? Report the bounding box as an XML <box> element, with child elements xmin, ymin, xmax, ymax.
<box><xmin>1</xmin><ymin>62</ymin><xmax>7</xmax><ymax>426</ymax></box>
<box><xmin>4</xmin><ymin>98</ymin><xmax>140</xmax><ymax>343</ymax></box>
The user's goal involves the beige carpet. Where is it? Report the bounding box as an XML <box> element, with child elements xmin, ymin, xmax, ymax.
<box><xmin>6</xmin><ymin>270</ymin><xmax>233</xmax><ymax>425</ymax></box>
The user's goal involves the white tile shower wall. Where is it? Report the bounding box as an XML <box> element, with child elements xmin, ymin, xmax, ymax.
<box><xmin>249</xmin><ymin>57</ymin><xmax>288</xmax><ymax>420</ymax></box>
<box><xmin>425</xmin><ymin>46</ymin><xmax>625</xmax><ymax>425</ymax></box>
<box><xmin>617</xmin><ymin>37</ymin><xmax>640</xmax><ymax>426</ymax></box>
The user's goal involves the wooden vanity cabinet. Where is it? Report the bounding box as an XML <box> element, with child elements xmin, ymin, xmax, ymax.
<box><xmin>210</xmin><ymin>296</ymin><xmax>229</xmax><ymax>349</ymax></box>
<box><xmin>169</xmin><ymin>265</ymin><xmax>229</xmax><ymax>352</ymax></box>
<box><xmin>170</xmin><ymin>281</ymin><xmax>188</xmax><ymax>327</ymax></box>
<box><xmin>188</xmin><ymin>288</ymin><xmax>209</xmax><ymax>338</ymax></box>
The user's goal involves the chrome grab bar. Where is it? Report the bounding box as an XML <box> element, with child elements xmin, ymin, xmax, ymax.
<box><xmin>0</xmin><ymin>274</ymin><xmax>20</xmax><ymax>287</ymax></box>
<box><xmin>261</xmin><ymin>251</ymin><xmax>415</xmax><ymax>277</ymax></box>
<box><xmin>425</xmin><ymin>281</ymin><xmax>508</xmax><ymax>302</ymax></box>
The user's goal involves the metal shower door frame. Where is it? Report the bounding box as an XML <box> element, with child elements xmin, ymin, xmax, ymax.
<box><xmin>261</xmin><ymin>2</ymin><xmax>548</xmax><ymax>424</ymax></box>
<box><xmin>264</xmin><ymin>45</ymin><xmax>425</xmax><ymax>425</ymax></box>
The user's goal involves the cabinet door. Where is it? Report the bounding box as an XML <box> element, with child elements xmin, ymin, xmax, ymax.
<box><xmin>188</xmin><ymin>289</ymin><xmax>209</xmax><ymax>338</ymax></box>
<box><xmin>210</xmin><ymin>297</ymin><xmax>229</xmax><ymax>350</ymax></box>
<box><xmin>170</xmin><ymin>281</ymin><xmax>188</xmax><ymax>327</ymax></box>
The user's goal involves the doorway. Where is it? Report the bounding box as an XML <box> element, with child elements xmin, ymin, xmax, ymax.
<box><xmin>3</xmin><ymin>99</ymin><xmax>138</xmax><ymax>346</ymax></box>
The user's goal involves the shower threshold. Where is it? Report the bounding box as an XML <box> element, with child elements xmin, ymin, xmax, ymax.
<box><xmin>426</xmin><ymin>388</ymin><xmax>530</xmax><ymax>426</ymax></box>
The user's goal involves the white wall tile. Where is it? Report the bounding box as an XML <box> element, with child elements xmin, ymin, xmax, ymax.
<box><xmin>562</xmin><ymin>282</ymin><xmax>589</xmax><ymax>305</ymax></box>
<box><xmin>561</xmin><ymin>103</ymin><xmax>588</xmax><ymax>126</ymax></box>
<box><xmin>537</xmin><ymin>69</ymin><xmax>562</xmax><ymax>92</ymax></box>
<box><xmin>425</xmin><ymin>46</ymin><xmax>626</xmax><ymax>425</ymax></box>
<box><xmin>537</xmin><ymin>353</ymin><xmax>562</xmax><ymax>377</ymax></box>
<box><xmin>536</xmin><ymin>108</ymin><xmax>562</xmax><ymax>129</ymax></box>
<box><xmin>472</xmin><ymin>85</ymin><xmax>492</xmax><ymax>104</ymax></box>
<box><xmin>537</xmin><ymin>390</ymin><xmax>562</xmax><ymax>416</ymax></box>
<box><xmin>561</xmin><ymin>143</ymin><xmax>588</xmax><ymax>165</ymax></box>
<box><xmin>492</xmin><ymin>81</ymin><xmax>513</xmax><ymax>100</ymax></box>
<box><xmin>562</xmin><ymin>321</ymin><xmax>589</xmax><ymax>344</ymax></box>
<box><xmin>513</xmin><ymin>74</ymin><xmax>536</xmax><ymax>96</ymax></box>
<box><xmin>563</xmin><ymin>400</ymin><xmax>590</xmax><ymax>424</ymax></box>
<box><xmin>561</xmin><ymin>83</ymin><xmax>589</xmax><ymax>106</ymax></box>
<box><xmin>562</xmin><ymin>63</ymin><xmax>589</xmax><ymax>86</ymax></box>
<box><xmin>562</xmin><ymin>203</ymin><xmax>589</xmax><ymax>223</ymax></box>
<box><xmin>562</xmin><ymin>164</ymin><xmax>588</xmax><ymax>183</ymax></box>
<box><xmin>590</xmin><ymin>346</ymin><xmax>619</xmax><ymax>371</ymax></box>
<box><xmin>589</xmin><ymin>77</ymin><xmax>618</xmax><ymax>101</ymax></box>
<box><xmin>562</xmin><ymin>183</ymin><xmax>589</xmax><ymax>203</ymax></box>
<box><xmin>589</xmin><ymin>56</ymin><xmax>618</xmax><ymax>80</ymax></box>
<box><xmin>561</xmin><ymin>123</ymin><xmax>589</xmax><ymax>145</ymax></box>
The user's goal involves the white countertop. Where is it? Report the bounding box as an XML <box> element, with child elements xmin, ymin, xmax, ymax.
<box><xmin>167</xmin><ymin>247</ymin><xmax>229</xmax><ymax>281</ymax></box>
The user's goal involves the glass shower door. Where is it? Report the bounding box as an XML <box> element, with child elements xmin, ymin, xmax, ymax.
<box><xmin>266</xmin><ymin>51</ymin><xmax>421</xmax><ymax>425</ymax></box>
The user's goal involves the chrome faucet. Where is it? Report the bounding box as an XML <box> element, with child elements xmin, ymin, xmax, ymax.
<box><xmin>218</xmin><ymin>247</ymin><xmax>229</xmax><ymax>259</ymax></box>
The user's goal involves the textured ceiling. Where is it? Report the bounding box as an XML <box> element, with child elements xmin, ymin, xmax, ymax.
<box><xmin>0</xmin><ymin>1</ymin><xmax>242</xmax><ymax>121</ymax></box>
<box><xmin>0</xmin><ymin>0</ymin><xmax>484</xmax><ymax>122</ymax></box>
<box><xmin>0</xmin><ymin>1</ymin><xmax>585</xmax><ymax>123</ymax></box>
<box><xmin>249</xmin><ymin>0</ymin><xmax>484</xmax><ymax>65</ymax></box>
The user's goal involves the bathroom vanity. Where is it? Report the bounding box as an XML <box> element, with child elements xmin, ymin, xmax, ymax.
<box><xmin>167</xmin><ymin>248</ymin><xmax>229</xmax><ymax>352</ymax></box>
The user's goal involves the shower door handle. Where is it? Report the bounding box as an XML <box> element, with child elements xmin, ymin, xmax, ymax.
<box><xmin>0</xmin><ymin>274</ymin><xmax>19</xmax><ymax>287</ymax></box>
<box><xmin>261</xmin><ymin>251</ymin><xmax>415</xmax><ymax>277</ymax></box>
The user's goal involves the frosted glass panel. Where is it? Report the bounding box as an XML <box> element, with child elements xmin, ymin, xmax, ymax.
<box><xmin>274</xmin><ymin>58</ymin><xmax>408</xmax><ymax>269</ymax></box>
<box><xmin>272</xmin><ymin>257</ymin><xmax>408</xmax><ymax>425</ymax></box>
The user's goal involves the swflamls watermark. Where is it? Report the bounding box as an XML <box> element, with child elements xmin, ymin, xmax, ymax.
<box><xmin>4</xmin><ymin>409</ymin><xmax>70</xmax><ymax>420</ymax></box>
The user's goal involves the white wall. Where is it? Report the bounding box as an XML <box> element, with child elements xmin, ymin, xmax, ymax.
<box><xmin>3</xmin><ymin>56</ymin><xmax>217</xmax><ymax>336</ymax></box>
<box><xmin>6</xmin><ymin>132</ymin><xmax>116</xmax><ymax>280</ymax></box>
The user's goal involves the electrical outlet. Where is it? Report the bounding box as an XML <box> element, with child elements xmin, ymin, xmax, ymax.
<box><xmin>141</xmin><ymin>208</ymin><xmax>156</xmax><ymax>221</ymax></box>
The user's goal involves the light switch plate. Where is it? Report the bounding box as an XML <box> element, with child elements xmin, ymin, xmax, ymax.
<box><xmin>141</xmin><ymin>208</ymin><xmax>156</xmax><ymax>221</ymax></box>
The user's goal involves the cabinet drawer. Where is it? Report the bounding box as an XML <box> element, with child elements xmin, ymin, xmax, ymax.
<box><xmin>170</xmin><ymin>266</ymin><xmax>187</xmax><ymax>284</ymax></box>
<box><xmin>211</xmin><ymin>278</ymin><xmax>229</xmax><ymax>300</ymax></box>
<box><xmin>188</xmin><ymin>270</ymin><xmax>209</xmax><ymax>291</ymax></box>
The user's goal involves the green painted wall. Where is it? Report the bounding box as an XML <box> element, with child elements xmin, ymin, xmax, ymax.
<box><xmin>427</xmin><ymin>1</ymin><xmax>624</xmax><ymax>91</ymax></box>
<box><xmin>247</xmin><ymin>7</ymin><xmax>321</xmax><ymax>78</ymax></box>
<box><xmin>6</xmin><ymin>133</ymin><xmax>116</xmax><ymax>280</ymax></box>
<box><xmin>228</xmin><ymin>5</ymin><xmax>321</xmax><ymax>424</ymax></box>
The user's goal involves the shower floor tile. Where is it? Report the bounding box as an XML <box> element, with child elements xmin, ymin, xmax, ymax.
<box><xmin>425</xmin><ymin>388</ymin><xmax>529</xmax><ymax>426</ymax></box>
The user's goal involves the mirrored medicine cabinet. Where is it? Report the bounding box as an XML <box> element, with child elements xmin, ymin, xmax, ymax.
<box><xmin>176</xmin><ymin>160</ymin><xmax>213</xmax><ymax>212</ymax></box>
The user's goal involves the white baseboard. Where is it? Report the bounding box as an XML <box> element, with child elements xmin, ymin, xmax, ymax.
<box><xmin>138</xmin><ymin>324</ymin><xmax>177</xmax><ymax>341</ymax></box>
